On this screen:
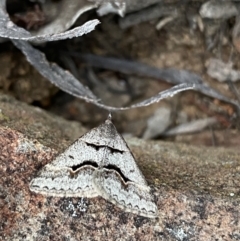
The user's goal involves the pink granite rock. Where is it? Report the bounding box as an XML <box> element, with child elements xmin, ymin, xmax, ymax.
<box><xmin>0</xmin><ymin>93</ymin><xmax>240</xmax><ymax>240</ymax></box>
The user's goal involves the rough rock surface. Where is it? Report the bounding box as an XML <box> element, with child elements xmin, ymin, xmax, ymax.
<box><xmin>0</xmin><ymin>93</ymin><xmax>240</xmax><ymax>241</ymax></box>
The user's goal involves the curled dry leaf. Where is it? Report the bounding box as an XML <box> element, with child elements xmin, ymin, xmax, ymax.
<box><xmin>0</xmin><ymin>0</ymin><xmax>99</xmax><ymax>43</ymax></box>
<box><xmin>163</xmin><ymin>117</ymin><xmax>217</xmax><ymax>136</ymax></box>
<box><xmin>11</xmin><ymin>39</ymin><xmax>98</xmax><ymax>102</ymax></box>
<box><xmin>119</xmin><ymin>3</ymin><xmax>177</xmax><ymax>29</ymax></box>
<box><xmin>12</xmin><ymin>39</ymin><xmax>195</xmax><ymax>111</ymax></box>
<box><xmin>31</xmin><ymin>0</ymin><xmax>97</xmax><ymax>36</ymax></box>
<box><xmin>1</xmin><ymin>0</ymin><xmax>239</xmax><ymax>112</ymax></box>
<box><xmin>67</xmin><ymin>53</ymin><xmax>240</xmax><ymax>110</ymax></box>
<box><xmin>95</xmin><ymin>0</ymin><xmax>162</xmax><ymax>16</ymax></box>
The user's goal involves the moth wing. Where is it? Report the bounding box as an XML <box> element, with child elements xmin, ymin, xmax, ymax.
<box><xmin>29</xmin><ymin>138</ymin><xmax>105</xmax><ymax>197</ymax></box>
<box><xmin>49</xmin><ymin>139</ymin><xmax>104</xmax><ymax>168</ymax></box>
<box><xmin>82</xmin><ymin>119</ymin><xmax>148</xmax><ymax>186</ymax></box>
<box><xmin>94</xmin><ymin>169</ymin><xmax>158</xmax><ymax>218</ymax></box>
<box><xmin>30</xmin><ymin>165</ymin><xmax>98</xmax><ymax>197</ymax></box>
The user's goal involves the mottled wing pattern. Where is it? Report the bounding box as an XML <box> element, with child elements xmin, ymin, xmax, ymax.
<box><xmin>94</xmin><ymin>169</ymin><xmax>158</xmax><ymax>218</ymax></box>
<box><xmin>30</xmin><ymin>165</ymin><xmax>98</xmax><ymax>197</ymax></box>
<box><xmin>30</xmin><ymin>133</ymin><xmax>104</xmax><ymax>196</ymax></box>
<box><xmin>30</xmin><ymin>117</ymin><xmax>158</xmax><ymax>218</ymax></box>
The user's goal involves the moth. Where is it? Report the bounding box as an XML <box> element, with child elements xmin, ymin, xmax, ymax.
<box><xmin>30</xmin><ymin>115</ymin><xmax>158</xmax><ymax>218</ymax></box>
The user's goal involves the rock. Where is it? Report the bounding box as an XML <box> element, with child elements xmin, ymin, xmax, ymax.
<box><xmin>0</xmin><ymin>93</ymin><xmax>86</xmax><ymax>149</ymax></box>
<box><xmin>206</xmin><ymin>58</ymin><xmax>240</xmax><ymax>82</ymax></box>
<box><xmin>0</xmin><ymin>52</ymin><xmax>58</xmax><ymax>104</ymax></box>
<box><xmin>200</xmin><ymin>1</ymin><xmax>238</xmax><ymax>19</ymax></box>
<box><xmin>0</xmin><ymin>93</ymin><xmax>240</xmax><ymax>240</ymax></box>
<box><xmin>143</xmin><ymin>107</ymin><xmax>171</xmax><ymax>139</ymax></box>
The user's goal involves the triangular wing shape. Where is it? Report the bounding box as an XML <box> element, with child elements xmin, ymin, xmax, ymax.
<box><xmin>94</xmin><ymin>169</ymin><xmax>158</xmax><ymax>218</ymax></box>
<box><xmin>81</xmin><ymin>118</ymin><xmax>147</xmax><ymax>186</ymax></box>
<box><xmin>30</xmin><ymin>164</ymin><xmax>98</xmax><ymax>197</ymax></box>
<box><xmin>30</xmin><ymin>116</ymin><xmax>158</xmax><ymax>218</ymax></box>
<box><xmin>29</xmin><ymin>138</ymin><xmax>102</xmax><ymax>197</ymax></box>
<box><xmin>81</xmin><ymin>118</ymin><xmax>129</xmax><ymax>151</ymax></box>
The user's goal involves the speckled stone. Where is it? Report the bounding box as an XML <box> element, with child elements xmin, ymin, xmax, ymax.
<box><xmin>0</xmin><ymin>93</ymin><xmax>240</xmax><ymax>241</ymax></box>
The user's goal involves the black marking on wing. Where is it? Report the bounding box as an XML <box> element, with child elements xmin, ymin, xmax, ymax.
<box><xmin>70</xmin><ymin>161</ymin><xmax>98</xmax><ymax>171</ymax></box>
<box><xmin>103</xmin><ymin>164</ymin><xmax>130</xmax><ymax>183</ymax></box>
<box><xmin>86</xmin><ymin>142</ymin><xmax>124</xmax><ymax>154</ymax></box>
